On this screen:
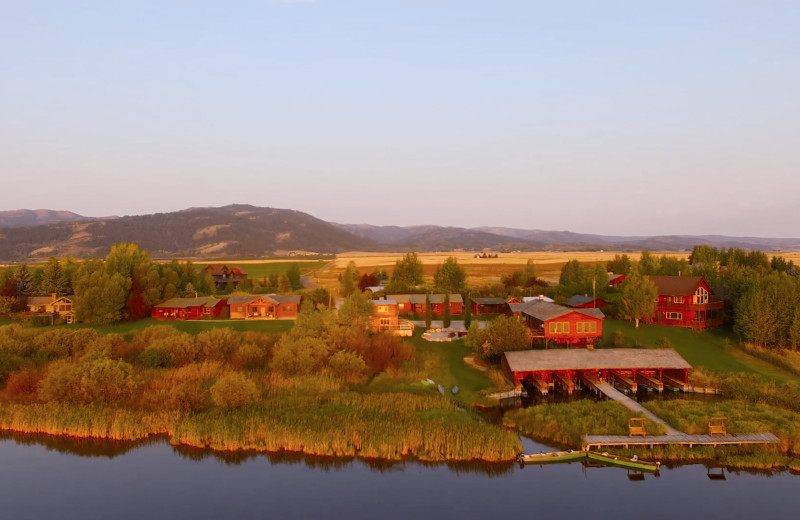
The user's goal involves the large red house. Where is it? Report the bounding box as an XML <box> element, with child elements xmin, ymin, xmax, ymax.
<box><xmin>202</xmin><ymin>264</ymin><xmax>248</xmax><ymax>291</ymax></box>
<box><xmin>517</xmin><ymin>300</ymin><xmax>604</xmax><ymax>347</ymax></box>
<box><xmin>648</xmin><ymin>276</ymin><xmax>723</xmax><ymax>330</ymax></box>
<box><xmin>151</xmin><ymin>296</ymin><xmax>225</xmax><ymax>320</ymax></box>
<box><xmin>227</xmin><ymin>294</ymin><xmax>301</xmax><ymax>319</ymax></box>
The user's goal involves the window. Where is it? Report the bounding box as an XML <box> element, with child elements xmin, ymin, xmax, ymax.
<box><xmin>577</xmin><ymin>323</ymin><xmax>583</xmax><ymax>333</ymax></box>
<box><xmin>673</xmin><ymin>296</ymin><xmax>684</xmax><ymax>304</ymax></box>
<box><xmin>589</xmin><ymin>322</ymin><xmax>597</xmax><ymax>333</ymax></box>
<box><xmin>378</xmin><ymin>306</ymin><xmax>388</xmax><ymax>313</ymax></box>
<box><xmin>694</xmin><ymin>287</ymin><xmax>709</xmax><ymax>304</ymax></box>
<box><xmin>666</xmin><ymin>312</ymin><xmax>682</xmax><ymax>320</ymax></box>
<box><xmin>380</xmin><ymin>318</ymin><xmax>391</xmax><ymax>326</ymax></box>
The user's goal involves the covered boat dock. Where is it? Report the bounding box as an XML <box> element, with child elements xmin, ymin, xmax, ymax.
<box><xmin>502</xmin><ymin>348</ymin><xmax>692</xmax><ymax>395</ymax></box>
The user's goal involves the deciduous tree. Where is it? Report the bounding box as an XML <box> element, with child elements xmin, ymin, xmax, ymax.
<box><xmin>386</xmin><ymin>252</ymin><xmax>424</xmax><ymax>292</ymax></box>
<box><xmin>433</xmin><ymin>257</ymin><xmax>466</xmax><ymax>293</ymax></box>
<box><xmin>619</xmin><ymin>271</ymin><xmax>658</xmax><ymax>328</ymax></box>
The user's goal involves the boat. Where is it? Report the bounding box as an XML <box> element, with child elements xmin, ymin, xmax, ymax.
<box><xmin>586</xmin><ymin>451</ymin><xmax>661</xmax><ymax>472</ymax></box>
<box><xmin>519</xmin><ymin>450</ymin><xmax>586</xmax><ymax>465</ymax></box>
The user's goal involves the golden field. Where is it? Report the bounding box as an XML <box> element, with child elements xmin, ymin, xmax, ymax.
<box><xmin>312</xmin><ymin>250</ymin><xmax>679</xmax><ymax>288</ymax></box>
<box><xmin>305</xmin><ymin>250</ymin><xmax>800</xmax><ymax>290</ymax></box>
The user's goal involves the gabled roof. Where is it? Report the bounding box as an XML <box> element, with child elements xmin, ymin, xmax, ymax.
<box><xmin>26</xmin><ymin>296</ymin><xmax>55</xmax><ymax>305</ymax></box>
<box><xmin>566</xmin><ymin>295</ymin><xmax>605</xmax><ymax>307</ymax></box>
<box><xmin>155</xmin><ymin>296</ymin><xmax>221</xmax><ymax>309</ymax></box>
<box><xmin>508</xmin><ymin>303</ymin><xmax>527</xmax><ymax>313</ymax></box>
<box><xmin>504</xmin><ymin>348</ymin><xmax>691</xmax><ymax>372</ymax></box>
<box><xmin>386</xmin><ymin>294</ymin><xmax>464</xmax><ymax>304</ymax></box>
<box><xmin>373</xmin><ymin>299</ymin><xmax>397</xmax><ymax>305</ymax></box>
<box><xmin>519</xmin><ymin>300</ymin><xmax>604</xmax><ymax>321</ymax></box>
<box><xmin>227</xmin><ymin>294</ymin><xmax>300</xmax><ymax>305</ymax></box>
<box><xmin>649</xmin><ymin>276</ymin><xmax>708</xmax><ymax>296</ymax></box>
<box><xmin>472</xmin><ymin>297</ymin><xmax>507</xmax><ymax>305</ymax></box>
<box><xmin>609</xmin><ymin>274</ymin><xmax>626</xmax><ymax>283</ymax></box>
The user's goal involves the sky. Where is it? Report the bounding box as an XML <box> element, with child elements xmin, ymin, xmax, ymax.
<box><xmin>2</xmin><ymin>1</ymin><xmax>799</xmax><ymax>237</ymax></box>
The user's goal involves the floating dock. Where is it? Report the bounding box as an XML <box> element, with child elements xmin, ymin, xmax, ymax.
<box><xmin>582</xmin><ymin>432</ymin><xmax>780</xmax><ymax>451</ymax></box>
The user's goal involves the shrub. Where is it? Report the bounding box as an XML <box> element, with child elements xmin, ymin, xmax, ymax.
<box><xmin>656</xmin><ymin>337</ymin><xmax>674</xmax><ymax>349</ymax></box>
<box><xmin>138</xmin><ymin>347</ymin><xmax>173</xmax><ymax>368</ymax></box>
<box><xmin>271</xmin><ymin>335</ymin><xmax>330</xmax><ymax>376</ymax></box>
<box><xmin>4</xmin><ymin>368</ymin><xmax>43</xmax><ymax>400</ymax></box>
<box><xmin>196</xmin><ymin>328</ymin><xmax>238</xmax><ymax>362</ymax></box>
<box><xmin>39</xmin><ymin>357</ymin><xmax>138</xmax><ymax>405</ymax></box>
<box><xmin>612</xmin><ymin>330</ymin><xmax>625</xmax><ymax>346</ymax></box>
<box><xmin>210</xmin><ymin>373</ymin><xmax>259</xmax><ymax>409</ymax></box>
<box><xmin>328</xmin><ymin>350</ymin><xmax>367</xmax><ymax>383</ymax></box>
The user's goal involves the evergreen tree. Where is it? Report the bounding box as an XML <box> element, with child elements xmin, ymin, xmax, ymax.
<box><xmin>424</xmin><ymin>293</ymin><xmax>432</xmax><ymax>330</ymax></box>
<box><xmin>278</xmin><ymin>274</ymin><xmax>292</xmax><ymax>294</ymax></box>
<box><xmin>340</xmin><ymin>261</ymin><xmax>359</xmax><ymax>297</ymax></box>
<box><xmin>286</xmin><ymin>263</ymin><xmax>302</xmax><ymax>291</ymax></box>
<box><xmin>443</xmin><ymin>293</ymin><xmax>451</xmax><ymax>328</ymax></box>
<box><xmin>14</xmin><ymin>264</ymin><xmax>35</xmax><ymax>296</ymax></box>
<box><xmin>463</xmin><ymin>294</ymin><xmax>472</xmax><ymax>329</ymax></box>
<box><xmin>40</xmin><ymin>256</ymin><xmax>67</xmax><ymax>295</ymax></box>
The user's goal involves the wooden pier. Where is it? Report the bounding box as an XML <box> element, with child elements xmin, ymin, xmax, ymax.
<box><xmin>582</xmin><ymin>432</ymin><xmax>780</xmax><ymax>451</ymax></box>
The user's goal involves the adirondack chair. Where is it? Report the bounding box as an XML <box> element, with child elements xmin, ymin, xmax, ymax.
<box><xmin>708</xmin><ymin>417</ymin><xmax>727</xmax><ymax>436</ymax></box>
<box><xmin>628</xmin><ymin>418</ymin><xmax>647</xmax><ymax>437</ymax></box>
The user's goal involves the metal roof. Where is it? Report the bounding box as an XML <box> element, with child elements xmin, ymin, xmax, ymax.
<box><xmin>472</xmin><ymin>297</ymin><xmax>507</xmax><ymax>305</ymax></box>
<box><xmin>504</xmin><ymin>348</ymin><xmax>691</xmax><ymax>372</ymax></box>
<box><xmin>155</xmin><ymin>296</ymin><xmax>221</xmax><ymax>309</ymax></box>
<box><xmin>649</xmin><ymin>276</ymin><xmax>707</xmax><ymax>297</ymax></box>
<box><xmin>518</xmin><ymin>300</ymin><xmax>604</xmax><ymax>321</ymax></box>
<box><xmin>227</xmin><ymin>294</ymin><xmax>300</xmax><ymax>305</ymax></box>
<box><xmin>566</xmin><ymin>295</ymin><xmax>597</xmax><ymax>307</ymax></box>
<box><xmin>373</xmin><ymin>299</ymin><xmax>397</xmax><ymax>305</ymax></box>
<box><xmin>386</xmin><ymin>294</ymin><xmax>464</xmax><ymax>304</ymax></box>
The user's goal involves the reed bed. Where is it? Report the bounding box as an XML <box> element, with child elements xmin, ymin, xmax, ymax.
<box><xmin>502</xmin><ymin>400</ymin><xmax>667</xmax><ymax>447</ymax></box>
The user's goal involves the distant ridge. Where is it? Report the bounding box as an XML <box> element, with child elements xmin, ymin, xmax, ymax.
<box><xmin>0</xmin><ymin>205</ymin><xmax>798</xmax><ymax>262</ymax></box>
<box><xmin>0</xmin><ymin>209</ymin><xmax>112</xmax><ymax>228</ymax></box>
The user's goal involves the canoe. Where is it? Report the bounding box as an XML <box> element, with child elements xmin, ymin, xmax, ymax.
<box><xmin>586</xmin><ymin>451</ymin><xmax>661</xmax><ymax>472</ymax></box>
<box><xmin>519</xmin><ymin>450</ymin><xmax>586</xmax><ymax>464</ymax></box>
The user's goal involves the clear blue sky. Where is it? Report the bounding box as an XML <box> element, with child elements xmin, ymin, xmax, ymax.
<box><xmin>2</xmin><ymin>1</ymin><xmax>799</xmax><ymax>237</ymax></box>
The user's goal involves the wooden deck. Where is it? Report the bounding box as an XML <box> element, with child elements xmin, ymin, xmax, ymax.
<box><xmin>582</xmin><ymin>432</ymin><xmax>779</xmax><ymax>450</ymax></box>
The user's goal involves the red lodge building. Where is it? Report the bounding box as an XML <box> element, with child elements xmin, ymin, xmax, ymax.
<box><xmin>151</xmin><ymin>296</ymin><xmax>225</xmax><ymax>320</ymax></box>
<box><xmin>648</xmin><ymin>276</ymin><xmax>723</xmax><ymax>330</ymax></box>
<box><xmin>227</xmin><ymin>294</ymin><xmax>301</xmax><ymax>319</ymax></box>
<box><xmin>517</xmin><ymin>300</ymin><xmax>604</xmax><ymax>347</ymax></box>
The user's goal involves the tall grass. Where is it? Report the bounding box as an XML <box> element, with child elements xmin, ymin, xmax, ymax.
<box><xmin>502</xmin><ymin>400</ymin><xmax>667</xmax><ymax>447</ymax></box>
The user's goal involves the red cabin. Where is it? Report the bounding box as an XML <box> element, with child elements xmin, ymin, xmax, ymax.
<box><xmin>386</xmin><ymin>294</ymin><xmax>463</xmax><ymax>316</ymax></box>
<box><xmin>151</xmin><ymin>296</ymin><xmax>224</xmax><ymax>320</ymax></box>
<box><xmin>517</xmin><ymin>300</ymin><xmax>604</xmax><ymax>347</ymax></box>
<box><xmin>648</xmin><ymin>276</ymin><xmax>723</xmax><ymax>330</ymax></box>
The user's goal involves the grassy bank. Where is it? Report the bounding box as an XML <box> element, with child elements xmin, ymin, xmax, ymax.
<box><xmin>0</xmin><ymin>322</ymin><xmax>519</xmax><ymax>463</ymax></box>
<box><xmin>0</xmin><ymin>383</ymin><xmax>521</xmax><ymax>462</ymax></box>
<box><xmin>502</xmin><ymin>400</ymin><xmax>667</xmax><ymax>447</ymax></box>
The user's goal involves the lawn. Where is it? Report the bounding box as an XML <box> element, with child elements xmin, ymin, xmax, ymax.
<box><xmin>366</xmin><ymin>331</ymin><xmax>499</xmax><ymax>407</ymax></box>
<box><xmin>602</xmin><ymin>320</ymin><xmax>798</xmax><ymax>384</ymax></box>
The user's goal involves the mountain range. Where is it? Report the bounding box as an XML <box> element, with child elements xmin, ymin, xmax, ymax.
<box><xmin>0</xmin><ymin>205</ymin><xmax>798</xmax><ymax>262</ymax></box>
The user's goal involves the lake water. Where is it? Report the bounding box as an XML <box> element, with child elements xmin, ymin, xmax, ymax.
<box><xmin>1</xmin><ymin>433</ymin><xmax>797</xmax><ymax>520</ymax></box>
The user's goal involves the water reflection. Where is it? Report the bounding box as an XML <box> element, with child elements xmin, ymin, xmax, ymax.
<box><xmin>0</xmin><ymin>431</ymin><xmax>515</xmax><ymax>476</ymax></box>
